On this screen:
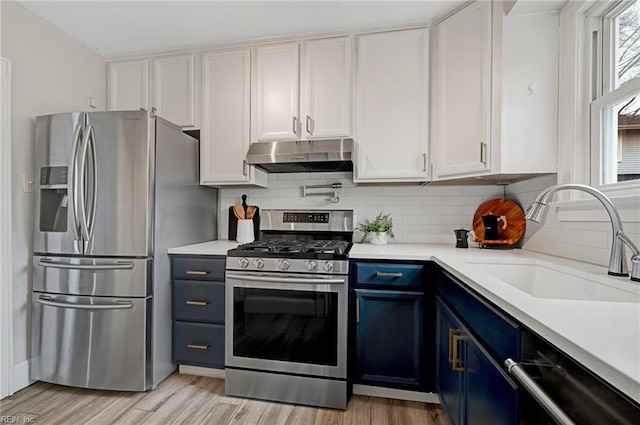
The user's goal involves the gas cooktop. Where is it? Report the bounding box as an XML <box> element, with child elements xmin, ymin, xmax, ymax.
<box><xmin>227</xmin><ymin>239</ymin><xmax>352</xmax><ymax>260</ymax></box>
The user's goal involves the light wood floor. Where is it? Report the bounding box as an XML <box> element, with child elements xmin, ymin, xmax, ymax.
<box><xmin>0</xmin><ymin>373</ymin><xmax>447</xmax><ymax>425</ymax></box>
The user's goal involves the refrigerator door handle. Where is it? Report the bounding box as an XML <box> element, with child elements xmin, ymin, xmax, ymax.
<box><xmin>86</xmin><ymin>125</ymin><xmax>98</xmax><ymax>241</ymax></box>
<box><xmin>68</xmin><ymin>123</ymin><xmax>83</xmax><ymax>241</ymax></box>
<box><xmin>38</xmin><ymin>259</ymin><xmax>135</xmax><ymax>270</ymax></box>
<box><xmin>36</xmin><ymin>296</ymin><xmax>134</xmax><ymax>310</ymax></box>
<box><xmin>77</xmin><ymin>125</ymin><xmax>93</xmax><ymax>242</ymax></box>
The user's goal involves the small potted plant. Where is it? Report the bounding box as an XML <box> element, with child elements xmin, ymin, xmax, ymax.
<box><xmin>357</xmin><ymin>212</ymin><xmax>394</xmax><ymax>245</ymax></box>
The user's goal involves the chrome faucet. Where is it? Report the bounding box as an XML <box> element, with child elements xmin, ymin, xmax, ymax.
<box><xmin>525</xmin><ymin>184</ymin><xmax>640</xmax><ymax>282</ymax></box>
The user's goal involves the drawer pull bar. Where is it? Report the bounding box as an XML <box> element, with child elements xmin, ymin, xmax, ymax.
<box><xmin>186</xmin><ymin>300</ymin><xmax>209</xmax><ymax>306</ymax></box>
<box><xmin>505</xmin><ymin>359</ymin><xmax>576</xmax><ymax>425</ymax></box>
<box><xmin>186</xmin><ymin>344</ymin><xmax>210</xmax><ymax>350</ymax></box>
<box><xmin>356</xmin><ymin>298</ymin><xmax>360</xmax><ymax>323</ymax></box>
<box><xmin>186</xmin><ymin>270</ymin><xmax>209</xmax><ymax>276</ymax></box>
<box><xmin>375</xmin><ymin>271</ymin><xmax>403</xmax><ymax>278</ymax></box>
<box><xmin>452</xmin><ymin>334</ymin><xmax>466</xmax><ymax>372</ymax></box>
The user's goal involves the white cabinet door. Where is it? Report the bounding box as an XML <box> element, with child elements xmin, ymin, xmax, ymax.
<box><xmin>431</xmin><ymin>1</ymin><xmax>491</xmax><ymax>178</ymax></box>
<box><xmin>201</xmin><ymin>49</ymin><xmax>267</xmax><ymax>186</ymax></box>
<box><xmin>301</xmin><ymin>37</ymin><xmax>352</xmax><ymax>139</ymax></box>
<box><xmin>152</xmin><ymin>55</ymin><xmax>195</xmax><ymax>127</ymax></box>
<box><xmin>355</xmin><ymin>29</ymin><xmax>429</xmax><ymax>182</ymax></box>
<box><xmin>253</xmin><ymin>43</ymin><xmax>300</xmax><ymax>141</ymax></box>
<box><xmin>108</xmin><ymin>60</ymin><xmax>149</xmax><ymax>111</ymax></box>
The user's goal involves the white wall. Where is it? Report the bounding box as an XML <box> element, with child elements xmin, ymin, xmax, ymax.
<box><xmin>218</xmin><ymin>172</ymin><xmax>506</xmax><ymax>244</ymax></box>
<box><xmin>506</xmin><ymin>175</ymin><xmax>640</xmax><ymax>269</ymax></box>
<box><xmin>0</xmin><ymin>1</ymin><xmax>106</xmax><ymax>392</ymax></box>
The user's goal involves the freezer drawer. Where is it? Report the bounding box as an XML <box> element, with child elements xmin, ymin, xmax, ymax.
<box><xmin>31</xmin><ymin>293</ymin><xmax>152</xmax><ymax>391</ymax></box>
<box><xmin>33</xmin><ymin>255</ymin><xmax>151</xmax><ymax>297</ymax></box>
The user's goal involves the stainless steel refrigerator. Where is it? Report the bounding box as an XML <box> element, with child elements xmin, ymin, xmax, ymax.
<box><xmin>31</xmin><ymin>110</ymin><xmax>217</xmax><ymax>391</ymax></box>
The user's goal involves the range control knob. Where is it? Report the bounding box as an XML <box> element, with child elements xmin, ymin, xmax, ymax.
<box><xmin>305</xmin><ymin>260</ymin><xmax>317</xmax><ymax>272</ymax></box>
<box><xmin>278</xmin><ymin>259</ymin><xmax>291</xmax><ymax>270</ymax></box>
<box><xmin>323</xmin><ymin>261</ymin><xmax>334</xmax><ymax>272</ymax></box>
<box><xmin>238</xmin><ymin>257</ymin><xmax>249</xmax><ymax>268</ymax></box>
<box><xmin>253</xmin><ymin>258</ymin><xmax>265</xmax><ymax>269</ymax></box>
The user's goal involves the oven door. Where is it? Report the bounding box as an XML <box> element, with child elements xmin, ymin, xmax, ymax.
<box><xmin>225</xmin><ymin>271</ymin><xmax>347</xmax><ymax>379</ymax></box>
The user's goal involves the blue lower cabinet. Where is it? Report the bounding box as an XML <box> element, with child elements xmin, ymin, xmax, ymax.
<box><xmin>355</xmin><ymin>289</ymin><xmax>425</xmax><ymax>390</ymax></box>
<box><xmin>437</xmin><ymin>298</ymin><xmax>518</xmax><ymax>425</ymax></box>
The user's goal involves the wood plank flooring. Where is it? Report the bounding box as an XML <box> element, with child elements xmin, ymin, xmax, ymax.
<box><xmin>0</xmin><ymin>373</ymin><xmax>447</xmax><ymax>425</ymax></box>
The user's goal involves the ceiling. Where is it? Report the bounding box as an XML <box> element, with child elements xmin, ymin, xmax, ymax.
<box><xmin>16</xmin><ymin>1</ymin><xmax>470</xmax><ymax>58</ymax></box>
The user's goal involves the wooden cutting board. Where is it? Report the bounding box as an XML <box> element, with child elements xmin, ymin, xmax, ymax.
<box><xmin>472</xmin><ymin>199</ymin><xmax>525</xmax><ymax>247</ymax></box>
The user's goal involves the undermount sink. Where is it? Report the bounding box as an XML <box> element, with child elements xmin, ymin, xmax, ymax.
<box><xmin>464</xmin><ymin>260</ymin><xmax>640</xmax><ymax>303</ymax></box>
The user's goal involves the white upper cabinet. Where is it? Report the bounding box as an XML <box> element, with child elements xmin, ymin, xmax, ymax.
<box><xmin>200</xmin><ymin>49</ymin><xmax>267</xmax><ymax>187</ymax></box>
<box><xmin>431</xmin><ymin>1</ymin><xmax>491</xmax><ymax>178</ymax></box>
<box><xmin>253</xmin><ymin>43</ymin><xmax>300</xmax><ymax>141</ymax></box>
<box><xmin>108</xmin><ymin>54</ymin><xmax>197</xmax><ymax>128</ymax></box>
<box><xmin>152</xmin><ymin>54</ymin><xmax>196</xmax><ymax>128</ymax></box>
<box><xmin>431</xmin><ymin>1</ymin><xmax>558</xmax><ymax>181</ymax></box>
<box><xmin>355</xmin><ymin>29</ymin><xmax>429</xmax><ymax>183</ymax></box>
<box><xmin>301</xmin><ymin>37</ymin><xmax>352</xmax><ymax>139</ymax></box>
<box><xmin>252</xmin><ymin>37</ymin><xmax>352</xmax><ymax>142</ymax></box>
<box><xmin>108</xmin><ymin>59</ymin><xmax>149</xmax><ymax>111</ymax></box>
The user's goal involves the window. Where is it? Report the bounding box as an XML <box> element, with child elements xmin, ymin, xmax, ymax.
<box><xmin>591</xmin><ymin>0</ymin><xmax>640</xmax><ymax>190</ymax></box>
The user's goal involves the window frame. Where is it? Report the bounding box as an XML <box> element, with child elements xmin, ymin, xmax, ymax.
<box><xmin>588</xmin><ymin>0</ymin><xmax>640</xmax><ymax>196</ymax></box>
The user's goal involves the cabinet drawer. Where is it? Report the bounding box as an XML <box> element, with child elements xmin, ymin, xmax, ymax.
<box><xmin>173</xmin><ymin>322</ymin><xmax>224</xmax><ymax>368</ymax></box>
<box><xmin>354</xmin><ymin>263</ymin><xmax>424</xmax><ymax>288</ymax></box>
<box><xmin>172</xmin><ymin>257</ymin><xmax>225</xmax><ymax>281</ymax></box>
<box><xmin>173</xmin><ymin>280</ymin><xmax>225</xmax><ymax>323</ymax></box>
<box><xmin>437</xmin><ymin>270</ymin><xmax>519</xmax><ymax>361</ymax></box>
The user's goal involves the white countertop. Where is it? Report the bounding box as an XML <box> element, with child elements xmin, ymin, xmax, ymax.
<box><xmin>168</xmin><ymin>239</ymin><xmax>640</xmax><ymax>403</ymax></box>
<box><xmin>351</xmin><ymin>243</ymin><xmax>640</xmax><ymax>404</ymax></box>
<box><xmin>167</xmin><ymin>240</ymin><xmax>239</xmax><ymax>256</ymax></box>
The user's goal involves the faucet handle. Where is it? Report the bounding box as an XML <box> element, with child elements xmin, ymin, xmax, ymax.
<box><xmin>630</xmin><ymin>256</ymin><xmax>640</xmax><ymax>283</ymax></box>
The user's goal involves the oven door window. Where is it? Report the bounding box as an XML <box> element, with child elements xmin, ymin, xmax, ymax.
<box><xmin>233</xmin><ymin>287</ymin><xmax>338</xmax><ymax>366</ymax></box>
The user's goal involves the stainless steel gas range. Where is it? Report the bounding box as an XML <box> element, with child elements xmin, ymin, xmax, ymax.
<box><xmin>225</xmin><ymin>209</ymin><xmax>353</xmax><ymax>409</ymax></box>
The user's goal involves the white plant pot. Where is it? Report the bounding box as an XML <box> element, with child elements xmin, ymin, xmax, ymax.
<box><xmin>370</xmin><ymin>232</ymin><xmax>389</xmax><ymax>245</ymax></box>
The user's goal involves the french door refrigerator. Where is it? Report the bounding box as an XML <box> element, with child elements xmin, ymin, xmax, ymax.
<box><xmin>31</xmin><ymin>110</ymin><xmax>217</xmax><ymax>391</ymax></box>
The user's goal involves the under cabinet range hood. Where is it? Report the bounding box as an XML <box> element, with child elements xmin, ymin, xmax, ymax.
<box><xmin>245</xmin><ymin>139</ymin><xmax>353</xmax><ymax>173</ymax></box>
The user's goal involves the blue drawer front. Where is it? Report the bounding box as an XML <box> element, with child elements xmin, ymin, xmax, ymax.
<box><xmin>437</xmin><ymin>271</ymin><xmax>520</xmax><ymax>361</ymax></box>
<box><xmin>354</xmin><ymin>263</ymin><xmax>424</xmax><ymax>288</ymax></box>
<box><xmin>173</xmin><ymin>280</ymin><xmax>225</xmax><ymax>324</ymax></box>
<box><xmin>173</xmin><ymin>322</ymin><xmax>224</xmax><ymax>368</ymax></box>
<box><xmin>172</xmin><ymin>257</ymin><xmax>225</xmax><ymax>281</ymax></box>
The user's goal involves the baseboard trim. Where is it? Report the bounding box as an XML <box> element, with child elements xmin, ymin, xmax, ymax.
<box><xmin>352</xmin><ymin>384</ymin><xmax>440</xmax><ymax>404</ymax></box>
<box><xmin>12</xmin><ymin>360</ymin><xmax>34</xmax><ymax>393</ymax></box>
<box><xmin>179</xmin><ymin>365</ymin><xmax>225</xmax><ymax>379</ymax></box>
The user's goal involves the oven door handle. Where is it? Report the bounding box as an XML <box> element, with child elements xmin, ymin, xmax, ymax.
<box><xmin>226</xmin><ymin>273</ymin><xmax>346</xmax><ymax>285</ymax></box>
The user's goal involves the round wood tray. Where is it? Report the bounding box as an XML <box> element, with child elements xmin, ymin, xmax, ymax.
<box><xmin>472</xmin><ymin>199</ymin><xmax>525</xmax><ymax>247</ymax></box>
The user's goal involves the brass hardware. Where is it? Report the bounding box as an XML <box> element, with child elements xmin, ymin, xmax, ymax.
<box><xmin>356</xmin><ymin>298</ymin><xmax>360</xmax><ymax>323</ymax></box>
<box><xmin>375</xmin><ymin>272</ymin><xmax>403</xmax><ymax>278</ymax></box>
<box><xmin>448</xmin><ymin>328</ymin><xmax>460</xmax><ymax>363</ymax></box>
<box><xmin>185</xmin><ymin>270</ymin><xmax>209</xmax><ymax>276</ymax></box>
<box><xmin>423</xmin><ymin>153</ymin><xmax>427</xmax><ymax>172</ymax></box>
<box><xmin>452</xmin><ymin>334</ymin><xmax>466</xmax><ymax>372</ymax></box>
<box><xmin>242</xmin><ymin>159</ymin><xmax>247</xmax><ymax>177</ymax></box>
<box><xmin>186</xmin><ymin>344</ymin><xmax>210</xmax><ymax>350</ymax></box>
<box><xmin>186</xmin><ymin>300</ymin><xmax>209</xmax><ymax>306</ymax></box>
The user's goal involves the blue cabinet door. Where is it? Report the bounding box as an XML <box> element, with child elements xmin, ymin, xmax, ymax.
<box><xmin>355</xmin><ymin>289</ymin><xmax>424</xmax><ymax>390</ymax></box>
<box><xmin>436</xmin><ymin>298</ymin><xmax>463</xmax><ymax>425</ymax></box>
<box><xmin>464</xmin><ymin>333</ymin><xmax>518</xmax><ymax>425</ymax></box>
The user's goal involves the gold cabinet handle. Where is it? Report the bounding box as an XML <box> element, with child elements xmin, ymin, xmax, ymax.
<box><xmin>356</xmin><ymin>297</ymin><xmax>360</xmax><ymax>323</ymax></box>
<box><xmin>375</xmin><ymin>272</ymin><xmax>403</xmax><ymax>278</ymax></box>
<box><xmin>186</xmin><ymin>344</ymin><xmax>210</xmax><ymax>350</ymax></box>
<box><xmin>185</xmin><ymin>270</ymin><xmax>209</xmax><ymax>276</ymax></box>
<box><xmin>186</xmin><ymin>300</ymin><xmax>209</xmax><ymax>306</ymax></box>
<box><xmin>452</xmin><ymin>334</ymin><xmax>466</xmax><ymax>372</ymax></box>
<box><xmin>242</xmin><ymin>159</ymin><xmax>248</xmax><ymax>177</ymax></box>
<box><xmin>448</xmin><ymin>328</ymin><xmax>460</xmax><ymax>363</ymax></box>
